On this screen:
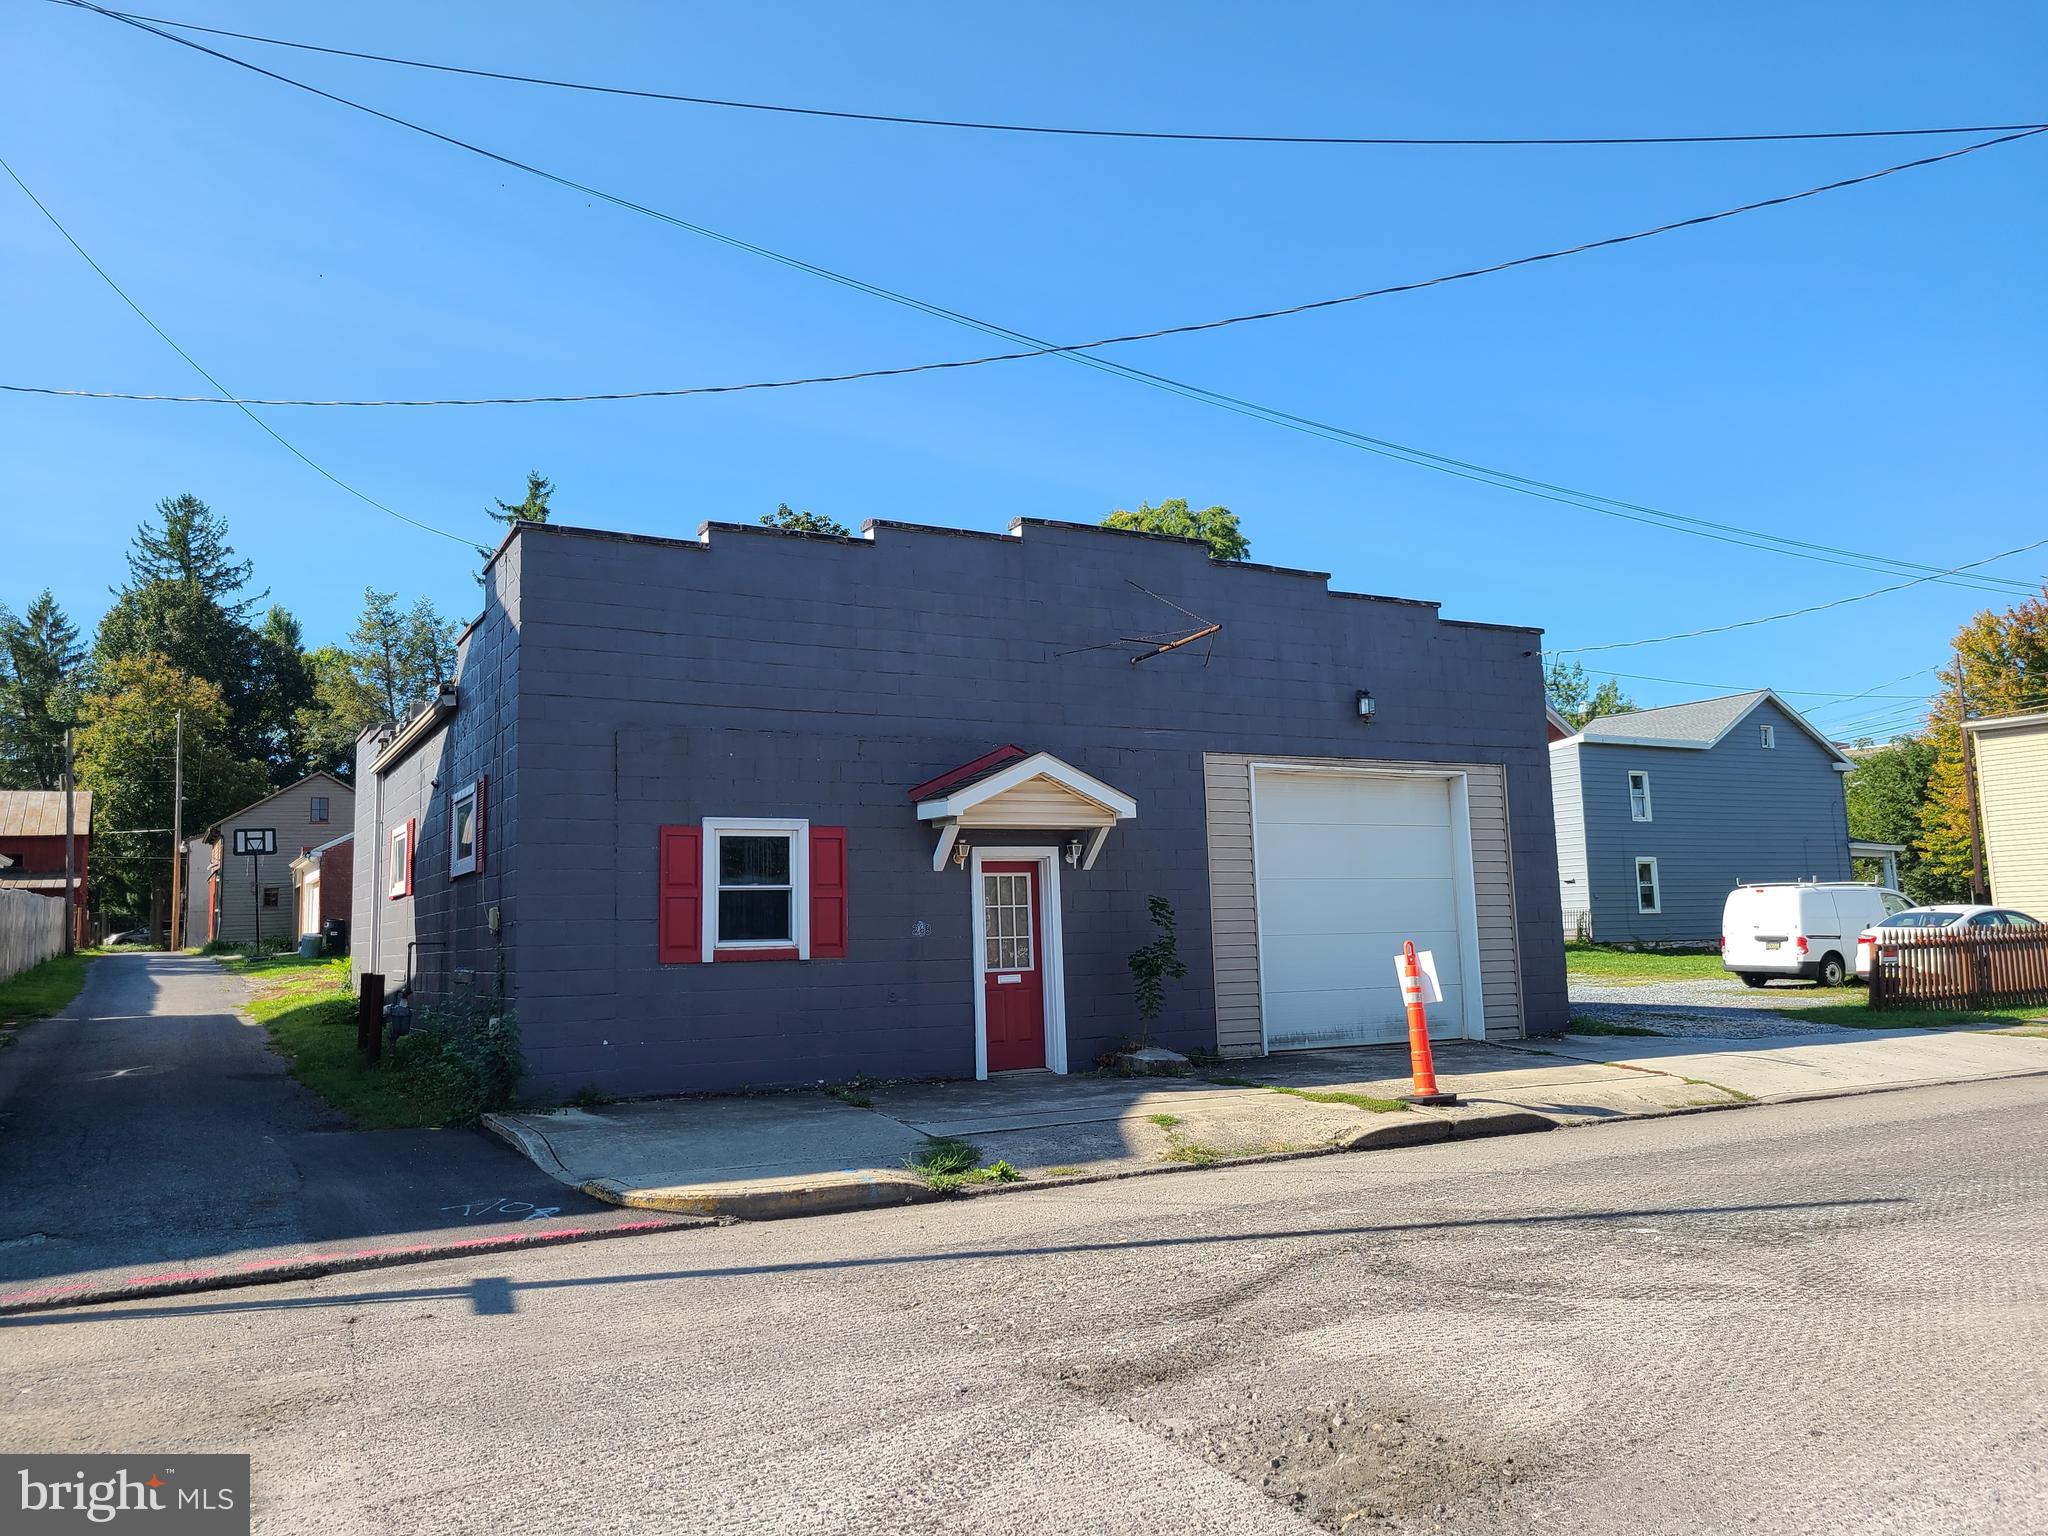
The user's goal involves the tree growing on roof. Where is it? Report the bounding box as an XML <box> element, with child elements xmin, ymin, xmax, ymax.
<box><xmin>1102</xmin><ymin>498</ymin><xmax>1249</xmax><ymax>562</ymax></box>
<box><xmin>348</xmin><ymin>589</ymin><xmax>458</xmax><ymax>727</ymax></box>
<box><xmin>760</xmin><ymin>502</ymin><xmax>851</xmax><ymax>537</ymax></box>
<box><xmin>0</xmin><ymin>590</ymin><xmax>85</xmax><ymax>790</ymax></box>
<box><xmin>1544</xmin><ymin>660</ymin><xmax>1637</xmax><ymax>731</ymax></box>
<box><xmin>488</xmin><ymin>470</ymin><xmax>554</xmax><ymax>528</ymax></box>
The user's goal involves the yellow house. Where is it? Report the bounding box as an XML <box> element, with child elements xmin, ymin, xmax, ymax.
<box><xmin>1962</xmin><ymin>710</ymin><xmax>2048</xmax><ymax>918</ymax></box>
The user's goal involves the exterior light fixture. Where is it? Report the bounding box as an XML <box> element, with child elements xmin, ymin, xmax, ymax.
<box><xmin>1356</xmin><ymin>690</ymin><xmax>1377</xmax><ymax>723</ymax></box>
<box><xmin>1064</xmin><ymin>838</ymin><xmax>1083</xmax><ymax>868</ymax></box>
<box><xmin>952</xmin><ymin>839</ymin><xmax>971</xmax><ymax>870</ymax></box>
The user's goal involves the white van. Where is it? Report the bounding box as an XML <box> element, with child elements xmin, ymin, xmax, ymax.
<box><xmin>1721</xmin><ymin>882</ymin><xmax>1914</xmax><ymax>987</ymax></box>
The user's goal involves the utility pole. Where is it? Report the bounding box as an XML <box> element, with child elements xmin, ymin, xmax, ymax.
<box><xmin>169</xmin><ymin>710</ymin><xmax>185</xmax><ymax>952</ymax></box>
<box><xmin>1957</xmin><ymin>675</ymin><xmax>1988</xmax><ymax>902</ymax></box>
<box><xmin>62</xmin><ymin>728</ymin><xmax>77</xmax><ymax>955</ymax></box>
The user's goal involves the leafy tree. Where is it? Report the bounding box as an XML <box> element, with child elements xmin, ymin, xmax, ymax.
<box><xmin>1544</xmin><ymin>660</ymin><xmax>1637</xmax><ymax>730</ymax></box>
<box><xmin>245</xmin><ymin>606</ymin><xmax>313</xmax><ymax>781</ymax></box>
<box><xmin>73</xmin><ymin>654</ymin><xmax>267</xmax><ymax>922</ymax></box>
<box><xmin>1102</xmin><ymin>498</ymin><xmax>1250</xmax><ymax>562</ymax></box>
<box><xmin>1918</xmin><ymin>586</ymin><xmax>2048</xmax><ymax>894</ymax></box>
<box><xmin>1126</xmin><ymin>895</ymin><xmax>1188</xmax><ymax>1048</ymax></box>
<box><xmin>1845</xmin><ymin>736</ymin><xmax>1958</xmax><ymax>902</ymax></box>
<box><xmin>347</xmin><ymin>588</ymin><xmax>458</xmax><ymax>726</ymax></box>
<box><xmin>0</xmin><ymin>590</ymin><xmax>85</xmax><ymax>790</ymax></box>
<box><xmin>760</xmin><ymin>502</ymin><xmax>851</xmax><ymax>537</ymax></box>
<box><xmin>488</xmin><ymin>470</ymin><xmax>554</xmax><ymax>529</ymax></box>
<box><xmin>294</xmin><ymin>646</ymin><xmax>383</xmax><ymax>778</ymax></box>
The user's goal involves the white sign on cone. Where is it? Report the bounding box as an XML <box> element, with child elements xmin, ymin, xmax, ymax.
<box><xmin>1394</xmin><ymin>949</ymin><xmax>1445</xmax><ymax>1005</ymax></box>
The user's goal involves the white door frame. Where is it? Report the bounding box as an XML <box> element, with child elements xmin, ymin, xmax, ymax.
<box><xmin>967</xmin><ymin>844</ymin><xmax>1069</xmax><ymax>1080</ymax></box>
<box><xmin>1247</xmin><ymin>762</ymin><xmax>1488</xmax><ymax>1049</ymax></box>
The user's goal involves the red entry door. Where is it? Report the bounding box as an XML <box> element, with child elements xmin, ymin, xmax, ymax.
<box><xmin>982</xmin><ymin>861</ymin><xmax>1047</xmax><ymax>1072</ymax></box>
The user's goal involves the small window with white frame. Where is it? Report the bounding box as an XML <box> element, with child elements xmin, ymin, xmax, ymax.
<box><xmin>1627</xmin><ymin>770</ymin><xmax>1653</xmax><ymax>822</ymax></box>
<box><xmin>703</xmin><ymin>817</ymin><xmax>809</xmax><ymax>957</ymax></box>
<box><xmin>449</xmin><ymin>782</ymin><xmax>481</xmax><ymax>878</ymax></box>
<box><xmin>388</xmin><ymin>823</ymin><xmax>410</xmax><ymax>899</ymax></box>
<box><xmin>1759</xmin><ymin>723</ymin><xmax>1776</xmax><ymax>749</ymax></box>
<box><xmin>1634</xmin><ymin>857</ymin><xmax>1661</xmax><ymax>914</ymax></box>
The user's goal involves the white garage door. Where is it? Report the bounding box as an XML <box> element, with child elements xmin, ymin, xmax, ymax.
<box><xmin>1253</xmin><ymin>769</ymin><xmax>1469</xmax><ymax>1049</ymax></box>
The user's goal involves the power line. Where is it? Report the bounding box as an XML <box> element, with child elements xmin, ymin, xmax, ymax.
<box><xmin>1552</xmin><ymin>532</ymin><xmax>2048</xmax><ymax>654</ymax></box>
<box><xmin>52</xmin><ymin>6</ymin><xmax>2048</xmax><ymax>150</ymax></box>
<box><xmin>0</xmin><ymin>157</ymin><xmax>484</xmax><ymax>555</ymax></box>
<box><xmin>1583</xmin><ymin>667</ymin><xmax>1936</xmax><ymax>702</ymax></box>
<box><xmin>47</xmin><ymin>3</ymin><xmax>2048</xmax><ymax>599</ymax></box>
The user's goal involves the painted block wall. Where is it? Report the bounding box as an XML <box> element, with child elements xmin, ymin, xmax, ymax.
<box><xmin>486</xmin><ymin>518</ymin><xmax>1566</xmax><ymax>1098</ymax></box>
<box><xmin>1574</xmin><ymin>697</ymin><xmax>1853</xmax><ymax>943</ymax></box>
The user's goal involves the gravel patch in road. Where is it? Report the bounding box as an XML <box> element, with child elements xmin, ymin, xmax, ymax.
<box><xmin>1568</xmin><ymin>973</ymin><xmax>1863</xmax><ymax>1040</ymax></box>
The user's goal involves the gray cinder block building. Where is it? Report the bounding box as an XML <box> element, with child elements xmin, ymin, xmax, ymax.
<box><xmin>351</xmin><ymin>518</ymin><xmax>1567</xmax><ymax>1099</ymax></box>
<box><xmin>1549</xmin><ymin>690</ymin><xmax>1860</xmax><ymax>944</ymax></box>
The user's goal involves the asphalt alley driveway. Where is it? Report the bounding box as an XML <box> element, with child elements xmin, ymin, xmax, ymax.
<box><xmin>0</xmin><ymin>953</ymin><xmax>656</xmax><ymax>1299</ymax></box>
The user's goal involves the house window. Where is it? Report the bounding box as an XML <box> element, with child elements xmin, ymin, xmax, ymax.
<box><xmin>388</xmin><ymin>822</ymin><xmax>412</xmax><ymax>899</ymax></box>
<box><xmin>703</xmin><ymin>818</ymin><xmax>810</xmax><ymax>957</ymax></box>
<box><xmin>310</xmin><ymin>795</ymin><xmax>329</xmax><ymax>824</ymax></box>
<box><xmin>1627</xmin><ymin>771</ymin><xmax>1653</xmax><ymax>822</ymax></box>
<box><xmin>1634</xmin><ymin>857</ymin><xmax>1661</xmax><ymax>914</ymax></box>
<box><xmin>262</xmin><ymin>886</ymin><xmax>280</xmax><ymax>908</ymax></box>
<box><xmin>1759</xmin><ymin>724</ymin><xmax>1775</xmax><ymax>749</ymax></box>
<box><xmin>449</xmin><ymin>781</ymin><xmax>481</xmax><ymax>878</ymax></box>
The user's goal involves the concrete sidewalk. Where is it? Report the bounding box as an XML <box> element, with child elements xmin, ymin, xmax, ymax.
<box><xmin>486</xmin><ymin>1026</ymin><xmax>2048</xmax><ymax>1221</ymax></box>
<box><xmin>482</xmin><ymin>1039</ymin><xmax>1754</xmax><ymax>1219</ymax></box>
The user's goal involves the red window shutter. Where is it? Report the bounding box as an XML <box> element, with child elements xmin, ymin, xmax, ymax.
<box><xmin>476</xmin><ymin>775</ymin><xmax>489</xmax><ymax>874</ymax></box>
<box><xmin>809</xmin><ymin>826</ymin><xmax>848</xmax><ymax>959</ymax></box>
<box><xmin>405</xmin><ymin>817</ymin><xmax>416</xmax><ymax>896</ymax></box>
<box><xmin>658</xmin><ymin>825</ymin><xmax>703</xmax><ymax>964</ymax></box>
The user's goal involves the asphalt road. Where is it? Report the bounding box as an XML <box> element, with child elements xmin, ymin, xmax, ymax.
<box><xmin>0</xmin><ymin>953</ymin><xmax>644</xmax><ymax>1297</ymax></box>
<box><xmin>4</xmin><ymin>1075</ymin><xmax>2042</xmax><ymax>1534</ymax></box>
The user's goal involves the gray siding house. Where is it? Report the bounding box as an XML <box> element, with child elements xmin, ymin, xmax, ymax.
<box><xmin>1550</xmin><ymin>691</ymin><xmax>1856</xmax><ymax>943</ymax></box>
<box><xmin>352</xmin><ymin>518</ymin><xmax>1568</xmax><ymax>1099</ymax></box>
<box><xmin>203</xmin><ymin>771</ymin><xmax>353</xmax><ymax>946</ymax></box>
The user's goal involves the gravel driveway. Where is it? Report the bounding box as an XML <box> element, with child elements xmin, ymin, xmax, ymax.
<box><xmin>1568</xmin><ymin>971</ymin><xmax>1863</xmax><ymax>1039</ymax></box>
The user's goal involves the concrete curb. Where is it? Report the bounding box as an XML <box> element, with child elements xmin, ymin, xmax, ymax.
<box><xmin>480</xmin><ymin>1111</ymin><xmax>580</xmax><ymax>1185</ymax></box>
<box><xmin>0</xmin><ymin>1216</ymin><xmax>704</xmax><ymax>1319</ymax></box>
<box><xmin>581</xmin><ymin>1171</ymin><xmax>934</xmax><ymax>1220</ymax></box>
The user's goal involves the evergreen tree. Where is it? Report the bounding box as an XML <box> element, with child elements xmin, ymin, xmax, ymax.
<box><xmin>247</xmin><ymin>606</ymin><xmax>314</xmax><ymax>782</ymax></box>
<box><xmin>348</xmin><ymin>588</ymin><xmax>458</xmax><ymax>725</ymax></box>
<box><xmin>295</xmin><ymin>645</ymin><xmax>383</xmax><ymax>779</ymax></box>
<box><xmin>0</xmin><ymin>590</ymin><xmax>85</xmax><ymax>790</ymax></box>
<box><xmin>489</xmin><ymin>471</ymin><xmax>554</xmax><ymax>528</ymax></box>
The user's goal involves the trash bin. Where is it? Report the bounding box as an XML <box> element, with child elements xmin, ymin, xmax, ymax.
<box><xmin>321</xmin><ymin>917</ymin><xmax>350</xmax><ymax>956</ymax></box>
<box><xmin>297</xmin><ymin>933</ymin><xmax>322</xmax><ymax>958</ymax></box>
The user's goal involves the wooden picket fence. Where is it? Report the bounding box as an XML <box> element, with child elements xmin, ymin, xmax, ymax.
<box><xmin>1867</xmin><ymin>928</ymin><xmax>2048</xmax><ymax>1011</ymax></box>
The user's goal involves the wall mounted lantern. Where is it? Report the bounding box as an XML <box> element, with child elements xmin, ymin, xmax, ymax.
<box><xmin>1356</xmin><ymin>689</ymin><xmax>1377</xmax><ymax>723</ymax></box>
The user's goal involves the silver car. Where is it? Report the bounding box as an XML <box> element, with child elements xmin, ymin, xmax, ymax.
<box><xmin>1853</xmin><ymin>904</ymin><xmax>2044</xmax><ymax>980</ymax></box>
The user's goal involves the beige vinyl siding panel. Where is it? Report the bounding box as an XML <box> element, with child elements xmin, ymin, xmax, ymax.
<box><xmin>211</xmin><ymin>774</ymin><xmax>353</xmax><ymax>944</ymax></box>
<box><xmin>1972</xmin><ymin>721</ymin><xmax>2048</xmax><ymax>917</ymax></box>
<box><xmin>956</xmin><ymin>776</ymin><xmax>1117</xmax><ymax>829</ymax></box>
<box><xmin>1202</xmin><ymin>753</ymin><xmax>1525</xmax><ymax>1048</ymax></box>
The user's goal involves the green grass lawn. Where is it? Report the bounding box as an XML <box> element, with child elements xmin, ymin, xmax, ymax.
<box><xmin>218</xmin><ymin>951</ymin><xmax>489</xmax><ymax>1129</ymax></box>
<box><xmin>1771</xmin><ymin>1001</ymin><xmax>2048</xmax><ymax>1030</ymax></box>
<box><xmin>0</xmin><ymin>950</ymin><xmax>95</xmax><ymax>1038</ymax></box>
<box><xmin>1564</xmin><ymin>942</ymin><xmax>1725</xmax><ymax>983</ymax></box>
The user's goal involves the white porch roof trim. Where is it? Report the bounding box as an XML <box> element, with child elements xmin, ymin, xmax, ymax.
<box><xmin>918</xmin><ymin>752</ymin><xmax>1137</xmax><ymax>873</ymax></box>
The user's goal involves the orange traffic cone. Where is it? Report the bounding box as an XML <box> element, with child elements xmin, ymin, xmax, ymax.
<box><xmin>1400</xmin><ymin>940</ymin><xmax>1458</xmax><ymax>1106</ymax></box>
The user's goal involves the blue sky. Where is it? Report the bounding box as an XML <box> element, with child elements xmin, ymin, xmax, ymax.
<box><xmin>5</xmin><ymin>1</ymin><xmax>2042</xmax><ymax>742</ymax></box>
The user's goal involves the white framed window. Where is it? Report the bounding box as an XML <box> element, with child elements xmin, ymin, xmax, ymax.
<box><xmin>1634</xmin><ymin>857</ymin><xmax>1661</xmax><ymax>914</ymax></box>
<box><xmin>1759</xmin><ymin>723</ymin><xmax>1776</xmax><ymax>749</ymax></box>
<box><xmin>1627</xmin><ymin>770</ymin><xmax>1653</xmax><ymax>822</ymax></box>
<box><xmin>449</xmin><ymin>781</ymin><xmax>481</xmax><ymax>878</ymax></box>
<box><xmin>388</xmin><ymin>823</ymin><xmax>411</xmax><ymax>899</ymax></box>
<box><xmin>701</xmin><ymin>817</ymin><xmax>810</xmax><ymax>959</ymax></box>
